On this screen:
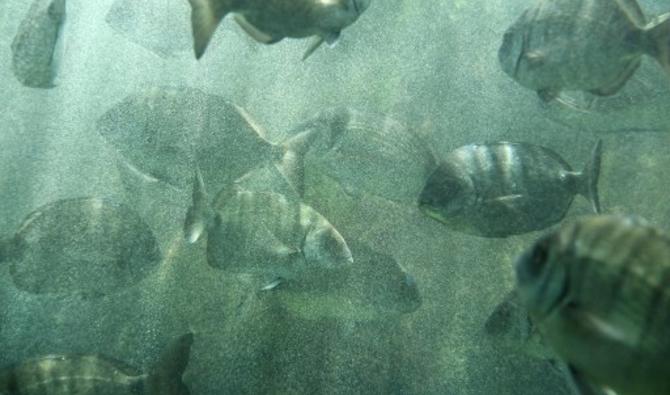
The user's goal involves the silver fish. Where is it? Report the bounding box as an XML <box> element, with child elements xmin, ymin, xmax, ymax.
<box><xmin>187</xmin><ymin>0</ymin><xmax>371</xmax><ymax>59</ymax></box>
<box><xmin>276</xmin><ymin>238</ymin><xmax>422</xmax><ymax>320</ymax></box>
<box><xmin>11</xmin><ymin>0</ymin><xmax>66</xmax><ymax>88</ymax></box>
<box><xmin>0</xmin><ymin>333</ymin><xmax>193</xmax><ymax>395</ymax></box>
<box><xmin>184</xmin><ymin>169</ymin><xmax>353</xmax><ymax>285</ymax></box>
<box><xmin>516</xmin><ymin>215</ymin><xmax>670</xmax><ymax>395</ymax></box>
<box><xmin>282</xmin><ymin>107</ymin><xmax>438</xmax><ymax>204</ymax></box>
<box><xmin>418</xmin><ymin>140</ymin><xmax>602</xmax><ymax>237</ymax></box>
<box><xmin>96</xmin><ymin>87</ymin><xmax>283</xmax><ymax>190</ymax></box>
<box><xmin>499</xmin><ymin>0</ymin><xmax>670</xmax><ymax>101</ymax></box>
<box><xmin>1</xmin><ymin>197</ymin><xmax>161</xmax><ymax>298</ymax></box>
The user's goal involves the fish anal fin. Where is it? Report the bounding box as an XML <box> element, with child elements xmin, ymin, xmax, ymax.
<box><xmin>566</xmin><ymin>364</ymin><xmax>610</xmax><ymax>395</ymax></box>
<box><xmin>302</xmin><ymin>36</ymin><xmax>325</xmax><ymax>60</ymax></box>
<box><xmin>589</xmin><ymin>60</ymin><xmax>640</xmax><ymax>96</ymax></box>
<box><xmin>234</xmin><ymin>15</ymin><xmax>277</xmax><ymax>43</ymax></box>
<box><xmin>537</xmin><ymin>88</ymin><xmax>559</xmax><ymax>103</ymax></box>
<box><xmin>189</xmin><ymin>0</ymin><xmax>231</xmax><ymax>59</ymax></box>
<box><xmin>146</xmin><ymin>333</ymin><xmax>194</xmax><ymax>395</ymax></box>
<box><xmin>644</xmin><ymin>13</ymin><xmax>670</xmax><ymax>74</ymax></box>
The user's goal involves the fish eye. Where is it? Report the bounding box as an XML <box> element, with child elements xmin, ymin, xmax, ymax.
<box><xmin>526</xmin><ymin>236</ymin><xmax>551</xmax><ymax>277</ymax></box>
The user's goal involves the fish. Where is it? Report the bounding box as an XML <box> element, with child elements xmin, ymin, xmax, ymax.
<box><xmin>1</xmin><ymin>197</ymin><xmax>162</xmax><ymax>298</ymax></box>
<box><xmin>281</xmin><ymin>107</ymin><xmax>438</xmax><ymax>204</ymax></box>
<box><xmin>515</xmin><ymin>215</ymin><xmax>670</xmax><ymax>395</ymax></box>
<box><xmin>0</xmin><ymin>333</ymin><xmax>193</xmax><ymax>394</ymax></box>
<box><xmin>418</xmin><ymin>140</ymin><xmax>602</xmax><ymax>237</ymax></box>
<box><xmin>187</xmin><ymin>0</ymin><xmax>371</xmax><ymax>59</ymax></box>
<box><xmin>105</xmin><ymin>0</ymin><xmax>192</xmax><ymax>58</ymax></box>
<box><xmin>499</xmin><ymin>0</ymin><xmax>670</xmax><ymax>101</ymax></box>
<box><xmin>96</xmin><ymin>87</ymin><xmax>283</xmax><ymax>190</ymax></box>
<box><xmin>275</xmin><ymin>238</ymin><xmax>422</xmax><ymax>320</ymax></box>
<box><xmin>184</xmin><ymin>169</ymin><xmax>353</xmax><ymax>288</ymax></box>
<box><xmin>11</xmin><ymin>0</ymin><xmax>66</xmax><ymax>88</ymax></box>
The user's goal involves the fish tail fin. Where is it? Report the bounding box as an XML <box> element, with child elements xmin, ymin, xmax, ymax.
<box><xmin>184</xmin><ymin>168</ymin><xmax>211</xmax><ymax>243</ymax></box>
<box><xmin>578</xmin><ymin>139</ymin><xmax>603</xmax><ymax>214</ymax></box>
<box><xmin>643</xmin><ymin>13</ymin><xmax>670</xmax><ymax>73</ymax></box>
<box><xmin>146</xmin><ymin>333</ymin><xmax>194</xmax><ymax>395</ymax></box>
<box><xmin>188</xmin><ymin>0</ymin><xmax>232</xmax><ymax>59</ymax></box>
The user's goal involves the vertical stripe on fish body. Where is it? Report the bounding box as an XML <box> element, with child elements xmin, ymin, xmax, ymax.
<box><xmin>418</xmin><ymin>141</ymin><xmax>601</xmax><ymax>237</ymax></box>
<box><xmin>207</xmin><ymin>189</ymin><xmax>352</xmax><ymax>279</ymax></box>
<box><xmin>516</xmin><ymin>215</ymin><xmax>670</xmax><ymax>395</ymax></box>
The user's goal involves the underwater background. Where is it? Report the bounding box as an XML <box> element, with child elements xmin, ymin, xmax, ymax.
<box><xmin>1</xmin><ymin>0</ymin><xmax>670</xmax><ymax>393</ymax></box>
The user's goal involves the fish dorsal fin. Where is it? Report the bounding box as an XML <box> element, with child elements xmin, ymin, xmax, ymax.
<box><xmin>234</xmin><ymin>15</ymin><xmax>276</xmax><ymax>43</ymax></box>
<box><xmin>614</xmin><ymin>0</ymin><xmax>646</xmax><ymax>26</ymax></box>
<box><xmin>188</xmin><ymin>0</ymin><xmax>232</xmax><ymax>59</ymax></box>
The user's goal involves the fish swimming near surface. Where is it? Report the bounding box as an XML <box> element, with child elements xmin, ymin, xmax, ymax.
<box><xmin>0</xmin><ymin>197</ymin><xmax>162</xmax><ymax>298</ymax></box>
<box><xmin>0</xmin><ymin>333</ymin><xmax>193</xmax><ymax>394</ymax></box>
<box><xmin>187</xmin><ymin>0</ymin><xmax>371</xmax><ymax>59</ymax></box>
<box><xmin>418</xmin><ymin>140</ymin><xmax>602</xmax><ymax>237</ymax></box>
<box><xmin>11</xmin><ymin>0</ymin><xmax>66</xmax><ymax>88</ymax></box>
<box><xmin>184</xmin><ymin>168</ymin><xmax>353</xmax><ymax>289</ymax></box>
<box><xmin>515</xmin><ymin>215</ymin><xmax>670</xmax><ymax>395</ymax></box>
<box><xmin>499</xmin><ymin>0</ymin><xmax>670</xmax><ymax>101</ymax></box>
<box><xmin>282</xmin><ymin>107</ymin><xmax>438</xmax><ymax>204</ymax></box>
<box><xmin>96</xmin><ymin>87</ymin><xmax>283</xmax><ymax>190</ymax></box>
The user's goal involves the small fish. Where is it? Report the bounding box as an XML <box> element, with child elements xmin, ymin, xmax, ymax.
<box><xmin>11</xmin><ymin>0</ymin><xmax>66</xmax><ymax>88</ymax></box>
<box><xmin>515</xmin><ymin>215</ymin><xmax>670</xmax><ymax>395</ymax></box>
<box><xmin>96</xmin><ymin>87</ymin><xmax>283</xmax><ymax>190</ymax></box>
<box><xmin>282</xmin><ymin>107</ymin><xmax>438</xmax><ymax>204</ymax></box>
<box><xmin>1</xmin><ymin>197</ymin><xmax>161</xmax><ymax>298</ymax></box>
<box><xmin>0</xmin><ymin>333</ymin><xmax>193</xmax><ymax>394</ymax></box>
<box><xmin>184</xmin><ymin>170</ymin><xmax>353</xmax><ymax>283</ymax></box>
<box><xmin>418</xmin><ymin>140</ymin><xmax>602</xmax><ymax>237</ymax></box>
<box><xmin>187</xmin><ymin>0</ymin><xmax>371</xmax><ymax>59</ymax></box>
<box><xmin>499</xmin><ymin>0</ymin><xmax>670</xmax><ymax>101</ymax></box>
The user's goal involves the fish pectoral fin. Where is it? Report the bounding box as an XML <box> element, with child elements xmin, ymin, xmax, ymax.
<box><xmin>485</xmin><ymin>194</ymin><xmax>524</xmax><ymax>210</ymax></box>
<box><xmin>184</xmin><ymin>168</ymin><xmax>211</xmax><ymax>243</ymax></box>
<box><xmin>537</xmin><ymin>88</ymin><xmax>558</xmax><ymax>103</ymax></box>
<box><xmin>189</xmin><ymin>0</ymin><xmax>231</xmax><ymax>59</ymax></box>
<box><xmin>324</xmin><ymin>31</ymin><xmax>341</xmax><ymax>47</ymax></box>
<box><xmin>234</xmin><ymin>15</ymin><xmax>276</xmax><ymax>43</ymax></box>
<box><xmin>566</xmin><ymin>364</ymin><xmax>609</xmax><ymax>395</ymax></box>
<box><xmin>259</xmin><ymin>277</ymin><xmax>284</xmax><ymax>291</ymax></box>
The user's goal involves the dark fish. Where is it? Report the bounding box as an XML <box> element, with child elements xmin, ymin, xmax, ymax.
<box><xmin>105</xmin><ymin>0</ymin><xmax>192</xmax><ymax>58</ymax></box>
<box><xmin>96</xmin><ymin>87</ymin><xmax>282</xmax><ymax>190</ymax></box>
<box><xmin>515</xmin><ymin>215</ymin><xmax>670</xmax><ymax>395</ymax></box>
<box><xmin>499</xmin><ymin>0</ymin><xmax>670</xmax><ymax>101</ymax></box>
<box><xmin>0</xmin><ymin>333</ymin><xmax>193</xmax><ymax>395</ymax></box>
<box><xmin>11</xmin><ymin>0</ymin><xmax>66</xmax><ymax>88</ymax></box>
<box><xmin>184</xmin><ymin>169</ymin><xmax>353</xmax><ymax>286</ymax></box>
<box><xmin>1</xmin><ymin>198</ymin><xmax>161</xmax><ymax>298</ymax></box>
<box><xmin>187</xmin><ymin>0</ymin><xmax>371</xmax><ymax>59</ymax></box>
<box><xmin>282</xmin><ymin>107</ymin><xmax>438</xmax><ymax>204</ymax></box>
<box><xmin>418</xmin><ymin>140</ymin><xmax>602</xmax><ymax>237</ymax></box>
<box><xmin>277</xmin><ymin>238</ymin><xmax>422</xmax><ymax>320</ymax></box>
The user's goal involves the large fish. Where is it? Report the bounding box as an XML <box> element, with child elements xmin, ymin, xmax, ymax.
<box><xmin>515</xmin><ymin>215</ymin><xmax>670</xmax><ymax>395</ymax></box>
<box><xmin>187</xmin><ymin>0</ymin><xmax>371</xmax><ymax>59</ymax></box>
<box><xmin>96</xmin><ymin>87</ymin><xmax>283</xmax><ymax>190</ymax></box>
<box><xmin>184</xmin><ymin>169</ymin><xmax>353</xmax><ymax>288</ymax></box>
<box><xmin>418</xmin><ymin>140</ymin><xmax>602</xmax><ymax>237</ymax></box>
<box><xmin>0</xmin><ymin>198</ymin><xmax>161</xmax><ymax>298</ymax></box>
<box><xmin>499</xmin><ymin>0</ymin><xmax>670</xmax><ymax>101</ymax></box>
<box><xmin>11</xmin><ymin>0</ymin><xmax>66</xmax><ymax>88</ymax></box>
<box><xmin>282</xmin><ymin>107</ymin><xmax>438</xmax><ymax>204</ymax></box>
<box><xmin>0</xmin><ymin>333</ymin><xmax>193</xmax><ymax>395</ymax></box>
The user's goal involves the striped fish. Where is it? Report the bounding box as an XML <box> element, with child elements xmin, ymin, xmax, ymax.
<box><xmin>184</xmin><ymin>169</ymin><xmax>353</xmax><ymax>286</ymax></box>
<box><xmin>418</xmin><ymin>140</ymin><xmax>602</xmax><ymax>237</ymax></box>
<box><xmin>282</xmin><ymin>107</ymin><xmax>438</xmax><ymax>204</ymax></box>
<box><xmin>187</xmin><ymin>0</ymin><xmax>371</xmax><ymax>59</ymax></box>
<box><xmin>11</xmin><ymin>0</ymin><xmax>66</xmax><ymax>88</ymax></box>
<box><xmin>515</xmin><ymin>215</ymin><xmax>670</xmax><ymax>395</ymax></box>
<box><xmin>499</xmin><ymin>0</ymin><xmax>670</xmax><ymax>101</ymax></box>
<box><xmin>0</xmin><ymin>333</ymin><xmax>193</xmax><ymax>395</ymax></box>
<box><xmin>2</xmin><ymin>198</ymin><xmax>161</xmax><ymax>298</ymax></box>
